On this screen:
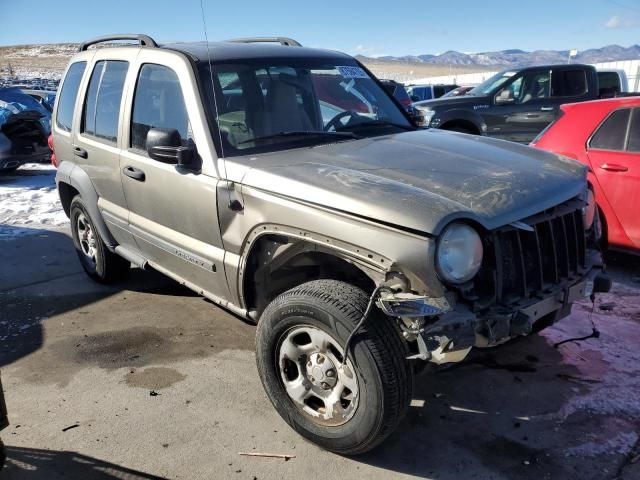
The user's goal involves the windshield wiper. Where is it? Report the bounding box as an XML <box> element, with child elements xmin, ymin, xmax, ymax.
<box><xmin>338</xmin><ymin>120</ymin><xmax>415</xmax><ymax>131</ymax></box>
<box><xmin>237</xmin><ymin>130</ymin><xmax>360</xmax><ymax>145</ymax></box>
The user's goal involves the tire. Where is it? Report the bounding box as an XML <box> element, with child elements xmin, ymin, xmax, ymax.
<box><xmin>446</xmin><ymin>126</ymin><xmax>473</xmax><ymax>134</ymax></box>
<box><xmin>592</xmin><ymin>205</ymin><xmax>606</xmax><ymax>249</ymax></box>
<box><xmin>255</xmin><ymin>280</ymin><xmax>413</xmax><ymax>455</ymax></box>
<box><xmin>69</xmin><ymin>196</ymin><xmax>130</xmax><ymax>283</ymax></box>
<box><xmin>0</xmin><ymin>439</ymin><xmax>5</xmax><ymax>470</ymax></box>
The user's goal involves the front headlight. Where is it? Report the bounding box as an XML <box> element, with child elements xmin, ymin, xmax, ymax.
<box><xmin>436</xmin><ymin>223</ymin><xmax>483</xmax><ymax>284</ymax></box>
<box><xmin>415</xmin><ymin>107</ymin><xmax>435</xmax><ymax>126</ymax></box>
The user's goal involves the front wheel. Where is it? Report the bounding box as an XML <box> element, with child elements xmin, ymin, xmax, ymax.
<box><xmin>255</xmin><ymin>280</ymin><xmax>413</xmax><ymax>455</ymax></box>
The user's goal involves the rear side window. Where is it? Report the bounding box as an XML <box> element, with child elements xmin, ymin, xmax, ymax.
<box><xmin>552</xmin><ymin>69</ymin><xmax>588</xmax><ymax>97</ymax></box>
<box><xmin>56</xmin><ymin>61</ymin><xmax>86</xmax><ymax>132</ymax></box>
<box><xmin>598</xmin><ymin>72</ymin><xmax>621</xmax><ymax>95</ymax></box>
<box><xmin>627</xmin><ymin>109</ymin><xmax>640</xmax><ymax>152</ymax></box>
<box><xmin>131</xmin><ymin>64</ymin><xmax>190</xmax><ymax>151</ymax></box>
<box><xmin>82</xmin><ymin>60</ymin><xmax>129</xmax><ymax>143</ymax></box>
<box><xmin>590</xmin><ymin>108</ymin><xmax>630</xmax><ymax>151</ymax></box>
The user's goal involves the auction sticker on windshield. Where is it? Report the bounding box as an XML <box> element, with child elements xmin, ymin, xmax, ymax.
<box><xmin>337</xmin><ymin>66</ymin><xmax>369</xmax><ymax>79</ymax></box>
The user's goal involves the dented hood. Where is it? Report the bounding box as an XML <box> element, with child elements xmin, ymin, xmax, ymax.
<box><xmin>226</xmin><ymin>129</ymin><xmax>587</xmax><ymax>235</ymax></box>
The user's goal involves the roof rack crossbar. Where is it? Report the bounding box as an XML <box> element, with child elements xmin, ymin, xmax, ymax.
<box><xmin>226</xmin><ymin>37</ymin><xmax>302</xmax><ymax>47</ymax></box>
<box><xmin>78</xmin><ymin>34</ymin><xmax>158</xmax><ymax>52</ymax></box>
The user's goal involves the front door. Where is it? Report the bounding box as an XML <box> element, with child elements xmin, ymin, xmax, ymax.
<box><xmin>119</xmin><ymin>61</ymin><xmax>230</xmax><ymax>300</ymax></box>
<box><xmin>484</xmin><ymin>69</ymin><xmax>555</xmax><ymax>143</ymax></box>
<box><xmin>587</xmin><ymin>107</ymin><xmax>640</xmax><ymax>248</ymax></box>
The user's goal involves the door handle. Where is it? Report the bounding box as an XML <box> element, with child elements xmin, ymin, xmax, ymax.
<box><xmin>73</xmin><ymin>146</ymin><xmax>88</xmax><ymax>158</ymax></box>
<box><xmin>600</xmin><ymin>163</ymin><xmax>628</xmax><ymax>172</ymax></box>
<box><xmin>540</xmin><ymin>106</ymin><xmax>554</xmax><ymax>111</ymax></box>
<box><xmin>123</xmin><ymin>166</ymin><xmax>146</xmax><ymax>181</ymax></box>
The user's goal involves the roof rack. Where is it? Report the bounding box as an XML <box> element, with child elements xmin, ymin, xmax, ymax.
<box><xmin>78</xmin><ymin>34</ymin><xmax>158</xmax><ymax>52</ymax></box>
<box><xmin>226</xmin><ymin>37</ymin><xmax>302</xmax><ymax>47</ymax></box>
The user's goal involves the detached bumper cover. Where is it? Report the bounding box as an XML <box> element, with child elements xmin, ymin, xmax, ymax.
<box><xmin>420</xmin><ymin>267</ymin><xmax>611</xmax><ymax>355</ymax></box>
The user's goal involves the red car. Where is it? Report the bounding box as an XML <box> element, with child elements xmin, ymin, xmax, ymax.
<box><xmin>532</xmin><ymin>97</ymin><xmax>640</xmax><ymax>253</ymax></box>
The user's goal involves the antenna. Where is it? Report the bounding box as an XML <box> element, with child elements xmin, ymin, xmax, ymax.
<box><xmin>199</xmin><ymin>0</ymin><xmax>227</xmax><ymax>168</ymax></box>
<box><xmin>199</xmin><ymin>0</ymin><xmax>235</xmax><ymax>208</ymax></box>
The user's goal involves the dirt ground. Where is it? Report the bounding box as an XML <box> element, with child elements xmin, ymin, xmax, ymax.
<box><xmin>0</xmin><ymin>223</ymin><xmax>639</xmax><ymax>480</ymax></box>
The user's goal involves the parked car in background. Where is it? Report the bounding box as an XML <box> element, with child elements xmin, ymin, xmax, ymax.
<box><xmin>412</xmin><ymin>64</ymin><xmax>634</xmax><ymax>143</ymax></box>
<box><xmin>21</xmin><ymin>89</ymin><xmax>57</xmax><ymax>112</ymax></box>
<box><xmin>379</xmin><ymin>79</ymin><xmax>413</xmax><ymax>111</ymax></box>
<box><xmin>597</xmin><ymin>69</ymin><xmax>628</xmax><ymax>98</ymax></box>
<box><xmin>406</xmin><ymin>83</ymin><xmax>458</xmax><ymax>102</ymax></box>
<box><xmin>0</xmin><ymin>87</ymin><xmax>51</xmax><ymax>172</ymax></box>
<box><xmin>441</xmin><ymin>85</ymin><xmax>474</xmax><ymax>98</ymax></box>
<box><xmin>532</xmin><ymin>97</ymin><xmax>640</xmax><ymax>253</ymax></box>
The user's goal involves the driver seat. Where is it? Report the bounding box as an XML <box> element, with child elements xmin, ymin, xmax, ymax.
<box><xmin>263</xmin><ymin>78</ymin><xmax>313</xmax><ymax>135</ymax></box>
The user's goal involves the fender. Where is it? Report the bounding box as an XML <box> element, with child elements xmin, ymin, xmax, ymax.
<box><xmin>432</xmin><ymin>108</ymin><xmax>485</xmax><ymax>133</ymax></box>
<box><xmin>237</xmin><ymin>224</ymin><xmax>390</xmax><ymax>310</ymax></box>
<box><xmin>56</xmin><ymin>162</ymin><xmax>118</xmax><ymax>249</ymax></box>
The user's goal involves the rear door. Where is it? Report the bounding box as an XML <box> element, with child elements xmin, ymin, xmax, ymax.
<box><xmin>119</xmin><ymin>54</ymin><xmax>230</xmax><ymax>300</ymax></box>
<box><xmin>587</xmin><ymin>107</ymin><xmax>640</xmax><ymax>247</ymax></box>
<box><xmin>72</xmin><ymin>54</ymin><xmax>136</xmax><ymax>248</ymax></box>
<box><xmin>52</xmin><ymin>60</ymin><xmax>87</xmax><ymax>168</ymax></box>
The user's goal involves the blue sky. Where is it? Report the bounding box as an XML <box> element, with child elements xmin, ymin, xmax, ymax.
<box><xmin>2</xmin><ymin>0</ymin><xmax>640</xmax><ymax>56</ymax></box>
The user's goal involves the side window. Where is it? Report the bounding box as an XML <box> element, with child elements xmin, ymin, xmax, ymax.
<box><xmin>131</xmin><ymin>64</ymin><xmax>190</xmax><ymax>151</ymax></box>
<box><xmin>55</xmin><ymin>61</ymin><xmax>86</xmax><ymax>132</ymax></box>
<box><xmin>598</xmin><ymin>72</ymin><xmax>621</xmax><ymax>95</ymax></box>
<box><xmin>552</xmin><ymin>69</ymin><xmax>588</xmax><ymax>97</ymax></box>
<box><xmin>82</xmin><ymin>60</ymin><xmax>128</xmax><ymax>143</ymax></box>
<box><xmin>516</xmin><ymin>70</ymin><xmax>550</xmax><ymax>103</ymax></box>
<box><xmin>589</xmin><ymin>108</ymin><xmax>630</xmax><ymax>151</ymax></box>
<box><xmin>627</xmin><ymin>109</ymin><xmax>640</xmax><ymax>153</ymax></box>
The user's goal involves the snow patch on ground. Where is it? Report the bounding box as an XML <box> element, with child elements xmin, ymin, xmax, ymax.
<box><xmin>541</xmin><ymin>306</ymin><xmax>640</xmax><ymax>418</ymax></box>
<box><xmin>0</xmin><ymin>163</ymin><xmax>67</xmax><ymax>239</ymax></box>
<box><xmin>565</xmin><ymin>431</ymin><xmax>639</xmax><ymax>458</ymax></box>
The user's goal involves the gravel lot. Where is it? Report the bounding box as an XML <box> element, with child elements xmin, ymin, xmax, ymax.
<box><xmin>1</xmin><ymin>166</ymin><xmax>639</xmax><ymax>479</ymax></box>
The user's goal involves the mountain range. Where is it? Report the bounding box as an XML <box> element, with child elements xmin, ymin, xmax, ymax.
<box><xmin>357</xmin><ymin>44</ymin><xmax>640</xmax><ymax>67</ymax></box>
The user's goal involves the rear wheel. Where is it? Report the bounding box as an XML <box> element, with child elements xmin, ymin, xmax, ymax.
<box><xmin>255</xmin><ymin>280</ymin><xmax>412</xmax><ymax>455</ymax></box>
<box><xmin>70</xmin><ymin>196</ymin><xmax>130</xmax><ymax>283</ymax></box>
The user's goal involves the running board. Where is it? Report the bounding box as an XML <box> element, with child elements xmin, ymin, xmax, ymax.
<box><xmin>114</xmin><ymin>245</ymin><xmax>148</xmax><ymax>269</ymax></box>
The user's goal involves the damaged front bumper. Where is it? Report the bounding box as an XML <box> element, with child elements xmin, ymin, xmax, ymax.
<box><xmin>381</xmin><ymin>267</ymin><xmax>611</xmax><ymax>365</ymax></box>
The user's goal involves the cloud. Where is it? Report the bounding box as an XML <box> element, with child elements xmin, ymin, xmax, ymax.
<box><xmin>605</xmin><ymin>14</ymin><xmax>640</xmax><ymax>28</ymax></box>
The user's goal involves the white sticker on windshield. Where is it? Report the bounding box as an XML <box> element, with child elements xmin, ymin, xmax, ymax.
<box><xmin>337</xmin><ymin>66</ymin><xmax>369</xmax><ymax>79</ymax></box>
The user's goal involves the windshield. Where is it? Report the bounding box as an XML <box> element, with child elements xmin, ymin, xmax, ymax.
<box><xmin>199</xmin><ymin>59</ymin><xmax>412</xmax><ymax>156</ymax></box>
<box><xmin>468</xmin><ymin>71</ymin><xmax>517</xmax><ymax>96</ymax></box>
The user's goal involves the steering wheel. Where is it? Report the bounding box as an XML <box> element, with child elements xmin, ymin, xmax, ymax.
<box><xmin>324</xmin><ymin>110</ymin><xmax>360</xmax><ymax>132</ymax></box>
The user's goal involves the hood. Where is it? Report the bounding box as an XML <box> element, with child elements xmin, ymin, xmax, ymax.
<box><xmin>227</xmin><ymin>129</ymin><xmax>586</xmax><ymax>235</ymax></box>
<box><xmin>414</xmin><ymin>95</ymin><xmax>489</xmax><ymax>110</ymax></box>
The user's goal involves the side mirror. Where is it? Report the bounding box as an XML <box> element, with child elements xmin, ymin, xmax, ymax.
<box><xmin>495</xmin><ymin>88</ymin><xmax>514</xmax><ymax>105</ymax></box>
<box><xmin>146</xmin><ymin>128</ymin><xmax>194</xmax><ymax>167</ymax></box>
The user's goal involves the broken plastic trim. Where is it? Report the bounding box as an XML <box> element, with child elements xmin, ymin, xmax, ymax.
<box><xmin>377</xmin><ymin>292</ymin><xmax>451</xmax><ymax>317</ymax></box>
